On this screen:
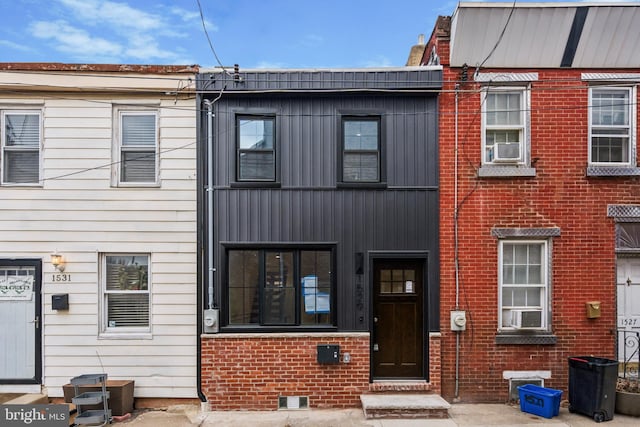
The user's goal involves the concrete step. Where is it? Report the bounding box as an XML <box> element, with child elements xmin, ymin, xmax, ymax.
<box><xmin>5</xmin><ymin>393</ymin><xmax>49</xmax><ymax>405</ymax></box>
<box><xmin>360</xmin><ymin>393</ymin><xmax>451</xmax><ymax>419</ymax></box>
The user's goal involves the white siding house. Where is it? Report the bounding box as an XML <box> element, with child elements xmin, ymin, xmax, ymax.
<box><xmin>0</xmin><ymin>64</ymin><xmax>198</xmax><ymax>399</ymax></box>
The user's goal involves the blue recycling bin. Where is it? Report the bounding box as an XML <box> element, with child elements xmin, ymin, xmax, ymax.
<box><xmin>518</xmin><ymin>384</ymin><xmax>562</xmax><ymax>418</ymax></box>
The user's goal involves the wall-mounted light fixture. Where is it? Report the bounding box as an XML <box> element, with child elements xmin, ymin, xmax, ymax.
<box><xmin>51</xmin><ymin>253</ymin><xmax>65</xmax><ymax>272</ymax></box>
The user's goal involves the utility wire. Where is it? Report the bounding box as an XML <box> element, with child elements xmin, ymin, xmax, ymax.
<box><xmin>196</xmin><ymin>0</ymin><xmax>230</xmax><ymax>73</ymax></box>
<box><xmin>475</xmin><ymin>0</ymin><xmax>518</xmax><ymax>75</ymax></box>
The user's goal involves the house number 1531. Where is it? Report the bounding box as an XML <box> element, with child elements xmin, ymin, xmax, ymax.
<box><xmin>52</xmin><ymin>274</ymin><xmax>71</xmax><ymax>282</ymax></box>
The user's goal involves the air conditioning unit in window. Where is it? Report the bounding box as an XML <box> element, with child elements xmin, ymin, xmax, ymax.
<box><xmin>510</xmin><ymin>310</ymin><xmax>541</xmax><ymax>329</ymax></box>
<box><xmin>494</xmin><ymin>143</ymin><xmax>521</xmax><ymax>162</ymax></box>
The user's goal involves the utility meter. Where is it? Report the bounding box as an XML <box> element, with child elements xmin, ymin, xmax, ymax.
<box><xmin>450</xmin><ymin>310</ymin><xmax>467</xmax><ymax>331</ymax></box>
<box><xmin>204</xmin><ymin>309</ymin><xmax>219</xmax><ymax>333</ymax></box>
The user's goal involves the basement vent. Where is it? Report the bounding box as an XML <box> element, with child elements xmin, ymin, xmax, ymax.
<box><xmin>510</xmin><ymin>379</ymin><xmax>543</xmax><ymax>401</ymax></box>
<box><xmin>278</xmin><ymin>396</ymin><xmax>309</xmax><ymax>410</ymax></box>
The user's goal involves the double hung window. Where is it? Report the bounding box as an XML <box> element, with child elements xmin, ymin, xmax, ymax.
<box><xmin>227</xmin><ymin>248</ymin><xmax>334</xmax><ymax>328</ymax></box>
<box><xmin>1</xmin><ymin>110</ymin><xmax>41</xmax><ymax>185</ymax></box>
<box><xmin>499</xmin><ymin>241</ymin><xmax>548</xmax><ymax>331</ymax></box>
<box><xmin>237</xmin><ymin>116</ymin><xmax>276</xmax><ymax>181</ymax></box>
<box><xmin>482</xmin><ymin>89</ymin><xmax>527</xmax><ymax>164</ymax></box>
<box><xmin>341</xmin><ymin>117</ymin><xmax>381</xmax><ymax>183</ymax></box>
<box><xmin>589</xmin><ymin>87</ymin><xmax>635</xmax><ymax>165</ymax></box>
<box><xmin>101</xmin><ymin>254</ymin><xmax>150</xmax><ymax>334</ymax></box>
<box><xmin>116</xmin><ymin>110</ymin><xmax>158</xmax><ymax>185</ymax></box>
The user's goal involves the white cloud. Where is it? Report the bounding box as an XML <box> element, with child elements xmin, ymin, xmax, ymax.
<box><xmin>253</xmin><ymin>61</ymin><xmax>289</xmax><ymax>69</ymax></box>
<box><xmin>58</xmin><ymin>0</ymin><xmax>162</xmax><ymax>31</ymax></box>
<box><xmin>24</xmin><ymin>1</ymin><xmax>199</xmax><ymax>64</ymax></box>
<box><xmin>171</xmin><ymin>6</ymin><xmax>217</xmax><ymax>31</ymax></box>
<box><xmin>360</xmin><ymin>55</ymin><xmax>394</xmax><ymax>68</ymax></box>
<box><xmin>29</xmin><ymin>20</ymin><xmax>122</xmax><ymax>59</ymax></box>
<box><xmin>0</xmin><ymin>39</ymin><xmax>35</xmax><ymax>52</ymax></box>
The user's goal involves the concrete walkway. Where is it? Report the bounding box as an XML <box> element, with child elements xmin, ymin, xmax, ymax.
<box><xmin>115</xmin><ymin>403</ymin><xmax>640</xmax><ymax>427</ymax></box>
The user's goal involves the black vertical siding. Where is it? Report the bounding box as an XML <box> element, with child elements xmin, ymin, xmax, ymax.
<box><xmin>200</xmin><ymin>69</ymin><xmax>441</xmax><ymax>332</ymax></box>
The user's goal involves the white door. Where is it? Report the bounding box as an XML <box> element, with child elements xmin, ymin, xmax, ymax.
<box><xmin>616</xmin><ymin>257</ymin><xmax>640</xmax><ymax>363</ymax></box>
<box><xmin>0</xmin><ymin>262</ymin><xmax>41</xmax><ymax>383</ymax></box>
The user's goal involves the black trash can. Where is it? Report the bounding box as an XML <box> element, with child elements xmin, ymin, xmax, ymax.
<box><xmin>568</xmin><ymin>356</ymin><xmax>619</xmax><ymax>422</ymax></box>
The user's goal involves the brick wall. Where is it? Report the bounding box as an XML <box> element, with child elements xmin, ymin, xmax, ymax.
<box><xmin>433</xmin><ymin>36</ymin><xmax>636</xmax><ymax>401</ymax></box>
<box><xmin>201</xmin><ymin>333</ymin><xmax>370</xmax><ymax>410</ymax></box>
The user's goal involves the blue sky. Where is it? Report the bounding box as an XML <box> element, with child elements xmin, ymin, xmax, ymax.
<box><xmin>0</xmin><ymin>0</ymin><xmax>622</xmax><ymax>69</ymax></box>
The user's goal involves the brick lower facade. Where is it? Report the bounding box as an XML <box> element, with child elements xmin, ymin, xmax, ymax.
<box><xmin>201</xmin><ymin>332</ymin><xmax>442</xmax><ymax>410</ymax></box>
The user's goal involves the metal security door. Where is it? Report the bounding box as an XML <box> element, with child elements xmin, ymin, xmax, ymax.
<box><xmin>617</xmin><ymin>257</ymin><xmax>640</xmax><ymax>361</ymax></box>
<box><xmin>372</xmin><ymin>259</ymin><xmax>424</xmax><ymax>379</ymax></box>
<box><xmin>0</xmin><ymin>260</ymin><xmax>41</xmax><ymax>384</ymax></box>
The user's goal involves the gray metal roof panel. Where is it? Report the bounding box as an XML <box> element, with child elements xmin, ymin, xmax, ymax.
<box><xmin>197</xmin><ymin>68</ymin><xmax>443</xmax><ymax>92</ymax></box>
<box><xmin>573</xmin><ymin>6</ymin><xmax>640</xmax><ymax>68</ymax></box>
<box><xmin>450</xmin><ymin>3</ymin><xmax>640</xmax><ymax>69</ymax></box>
<box><xmin>450</xmin><ymin>6</ymin><xmax>576</xmax><ymax>68</ymax></box>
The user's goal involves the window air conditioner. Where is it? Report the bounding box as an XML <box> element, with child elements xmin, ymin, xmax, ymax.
<box><xmin>510</xmin><ymin>310</ymin><xmax>541</xmax><ymax>328</ymax></box>
<box><xmin>494</xmin><ymin>142</ymin><xmax>521</xmax><ymax>162</ymax></box>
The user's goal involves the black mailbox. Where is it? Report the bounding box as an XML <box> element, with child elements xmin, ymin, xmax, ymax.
<box><xmin>317</xmin><ymin>344</ymin><xmax>340</xmax><ymax>364</ymax></box>
<box><xmin>52</xmin><ymin>294</ymin><xmax>69</xmax><ymax>310</ymax></box>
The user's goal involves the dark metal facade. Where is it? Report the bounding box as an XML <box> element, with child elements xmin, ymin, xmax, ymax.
<box><xmin>197</xmin><ymin>68</ymin><xmax>442</xmax><ymax>332</ymax></box>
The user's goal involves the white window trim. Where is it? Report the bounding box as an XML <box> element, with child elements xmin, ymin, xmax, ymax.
<box><xmin>112</xmin><ymin>107</ymin><xmax>159</xmax><ymax>187</ymax></box>
<box><xmin>498</xmin><ymin>240</ymin><xmax>549</xmax><ymax>332</ymax></box>
<box><xmin>481</xmin><ymin>86</ymin><xmax>530</xmax><ymax>167</ymax></box>
<box><xmin>588</xmin><ymin>85</ymin><xmax>637</xmax><ymax>167</ymax></box>
<box><xmin>99</xmin><ymin>253</ymin><xmax>152</xmax><ymax>339</ymax></box>
<box><xmin>1</xmin><ymin>109</ymin><xmax>43</xmax><ymax>186</ymax></box>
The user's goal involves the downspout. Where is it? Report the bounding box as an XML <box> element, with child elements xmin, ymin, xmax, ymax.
<box><xmin>199</xmin><ymin>87</ymin><xmax>225</xmax><ymax>405</ymax></box>
<box><xmin>205</xmin><ymin>99</ymin><xmax>216</xmax><ymax>311</ymax></box>
<box><xmin>196</xmin><ymin>95</ymin><xmax>207</xmax><ymax>404</ymax></box>
<box><xmin>454</xmin><ymin>83</ymin><xmax>461</xmax><ymax>399</ymax></box>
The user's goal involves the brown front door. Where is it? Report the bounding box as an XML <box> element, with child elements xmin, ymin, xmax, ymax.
<box><xmin>372</xmin><ymin>259</ymin><xmax>424</xmax><ymax>379</ymax></box>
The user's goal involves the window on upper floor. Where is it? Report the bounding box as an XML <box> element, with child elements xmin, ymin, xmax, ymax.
<box><xmin>100</xmin><ymin>253</ymin><xmax>151</xmax><ymax>337</ymax></box>
<box><xmin>589</xmin><ymin>86</ymin><xmax>636</xmax><ymax>166</ymax></box>
<box><xmin>498</xmin><ymin>240</ymin><xmax>548</xmax><ymax>332</ymax></box>
<box><xmin>225</xmin><ymin>247</ymin><xmax>335</xmax><ymax>329</ymax></box>
<box><xmin>114</xmin><ymin>109</ymin><xmax>158</xmax><ymax>186</ymax></box>
<box><xmin>483</xmin><ymin>89</ymin><xmax>527</xmax><ymax>164</ymax></box>
<box><xmin>236</xmin><ymin>115</ymin><xmax>276</xmax><ymax>182</ymax></box>
<box><xmin>340</xmin><ymin>116</ymin><xmax>383</xmax><ymax>184</ymax></box>
<box><xmin>1</xmin><ymin>110</ymin><xmax>41</xmax><ymax>185</ymax></box>
<box><xmin>478</xmin><ymin>83</ymin><xmax>536</xmax><ymax>178</ymax></box>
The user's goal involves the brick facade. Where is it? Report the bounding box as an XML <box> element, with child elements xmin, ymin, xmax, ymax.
<box><xmin>430</xmin><ymin>29</ymin><xmax>638</xmax><ymax>402</ymax></box>
<box><xmin>201</xmin><ymin>333</ymin><xmax>370</xmax><ymax>410</ymax></box>
<box><xmin>201</xmin><ymin>333</ymin><xmax>443</xmax><ymax>409</ymax></box>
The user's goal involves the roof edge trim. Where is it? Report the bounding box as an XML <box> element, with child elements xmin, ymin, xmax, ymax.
<box><xmin>475</xmin><ymin>72</ymin><xmax>539</xmax><ymax>82</ymax></box>
<box><xmin>582</xmin><ymin>73</ymin><xmax>640</xmax><ymax>81</ymax></box>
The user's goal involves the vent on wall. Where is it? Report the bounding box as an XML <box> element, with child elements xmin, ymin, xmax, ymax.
<box><xmin>509</xmin><ymin>379</ymin><xmax>543</xmax><ymax>401</ymax></box>
<box><xmin>278</xmin><ymin>396</ymin><xmax>309</xmax><ymax>410</ymax></box>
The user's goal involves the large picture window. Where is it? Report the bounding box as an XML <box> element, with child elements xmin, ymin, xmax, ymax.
<box><xmin>2</xmin><ymin>110</ymin><xmax>41</xmax><ymax>185</ymax></box>
<box><xmin>227</xmin><ymin>248</ymin><xmax>334</xmax><ymax>328</ymax></box>
<box><xmin>341</xmin><ymin>117</ymin><xmax>381</xmax><ymax>183</ymax></box>
<box><xmin>499</xmin><ymin>241</ymin><xmax>548</xmax><ymax>331</ymax></box>
<box><xmin>589</xmin><ymin>87</ymin><xmax>635</xmax><ymax>165</ymax></box>
<box><xmin>237</xmin><ymin>116</ymin><xmax>276</xmax><ymax>181</ymax></box>
<box><xmin>101</xmin><ymin>254</ymin><xmax>150</xmax><ymax>334</ymax></box>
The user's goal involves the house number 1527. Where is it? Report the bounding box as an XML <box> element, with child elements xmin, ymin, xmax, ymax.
<box><xmin>52</xmin><ymin>274</ymin><xmax>71</xmax><ymax>282</ymax></box>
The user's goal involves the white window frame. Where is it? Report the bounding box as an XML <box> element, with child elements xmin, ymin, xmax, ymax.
<box><xmin>588</xmin><ymin>86</ymin><xmax>637</xmax><ymax>167</ymax></box>
<box><xmin>481</xmin><ymin>87</ymin><xmax>529</xmax><ymax>166</ymax></box>
<box><xmin>498</xmin><ymin>240</ymin><xmax>549</xmax><ymax>332</ymax></box>
<box><xmin>99</xmin><ymin>253</ymin><xmax>152</xmax><ymax>338</ymax></box>
<box><xmin>1</xmin><ymin>109</ymin><xmax>42</xmax><ymax>186</ymax></box>
<box><xmin>113</xmin><ymin>108</ymin><xmax>159</xmax><ymax>187</ymax></box>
